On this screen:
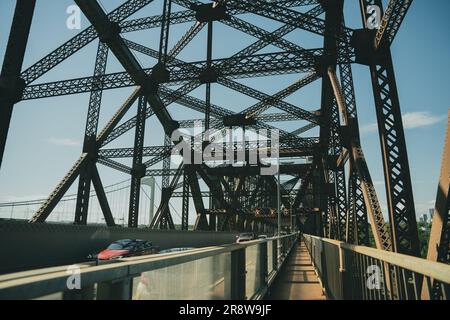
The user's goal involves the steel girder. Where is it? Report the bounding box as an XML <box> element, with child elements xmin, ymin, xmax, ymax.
<box><xmin>204</xmin><ymin>164</ymin><xmax>311</xmax><ymax>177</ymax></box>
<box><xmin>0</xmin><ymin>0</ymin><xmax>36</xmax><ymax>170</ymax></box>
<box><xmin>359</xmin><ymin>0</ymin><xmax>420</xmax><ymax>257</ymax></box>
<box><xmin>99</xmin><ymin>144</ymin><xmax>314</xmax><ymax>160</ymax></box>
<box><xmin>185</xmin><ymin>165</ymin><xmax>206</xmax><ymax>229</ymax></box>
<box><xmin>337</xmin><ymin>63</ymin><xmax>368</xmax><ymax>245</ymax></box>
<box><xmin>375</xmin><ymin>0</ymin><xmax>413</xmax><ymax>49</ymax></box>
<box><xmin>128</xmin><ymin>95</ymin><xmax>148</xmax><ymax>227</ymax></box>
<box><xmin>347</xmin><ymin>160</ymin><xmax>369</xmax><ymax>245</ymax></box>
<box><xmin>220</xmin><ymin>76</ymin><xmax>320</xmax><ymax>124</ymax></box>
<box><xmin>158</xmin><ymin>0</ymin><xmax>172</xmax><ymax>66</ymax></box>
<box><xmin>20</xmin><ymin>5</ymin><xmax>330</xmax><ymax>105</ymax></box>
<box><xmin>336</xmin><ymin>40</ymin><xmax>375</xmax><ymax>246</ymax></box>
<box><xmin>91</xmin><ymin>164</ymin><xmax>116</xmax><ymax>226</ymax></box>
<box><xmin>175</xmin><ymin>112</ymin><xmax>314</xmax><ymax>126</ymax></box>
<box><xmin>22</xmin><ymin>49</ymin><xmax>349</xmax><ymax>100</ymax></box>
<box><xmin>21</xmin><ymin>0</ymin><xmax>155</xmax><ymax>85</ymax></box>
<box><xmin>225</xmin><ymin>0</ymin><xmax>353</xmax><ymax>41</ymax></box>
<box><xmin>74</xmin><ymin>41</ymin><xmax>109</xmax><ymax>225</ymax></box>
<box><xmin>315</xmin><ymin>0</ymin><xmax>344</xmax><ymax>238</ymax></box>
<box><xmin>328</xmin><ymin>67</ymin><xmax>391</xmax><ymax>250</ymax></box>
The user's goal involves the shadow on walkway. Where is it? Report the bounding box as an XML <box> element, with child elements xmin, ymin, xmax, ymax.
<box><xmin>266</xmin><ymin>240</ymin><xmax>327</xmax><ymax>300</ymax></box>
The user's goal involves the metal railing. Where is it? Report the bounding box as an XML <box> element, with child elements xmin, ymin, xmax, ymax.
<box><xmin>0</xmin><ymin>233</ymin><xmax>298</xmax><ymax>300</ymax></box>
<box><xmin>303</xmin><ymin>234</ymin><xmax>450</xmax><ymax>300</ymax></box>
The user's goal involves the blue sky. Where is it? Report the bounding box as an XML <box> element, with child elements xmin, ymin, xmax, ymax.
<box><xmin>0</xmin><ymin>0</ymin><xmax>449</xmax><ymax>225</ymax></box>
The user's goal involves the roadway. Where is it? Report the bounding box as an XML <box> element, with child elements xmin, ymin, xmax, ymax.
<box><xmin>0</xmin><ymin>220</ymin><xmax>237</xmax><ymax>274</ymax></box>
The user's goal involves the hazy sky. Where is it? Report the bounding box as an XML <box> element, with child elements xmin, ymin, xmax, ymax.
<box><xmin>0</xmin><ymin>0</ymin><xmax>449</xmax><ymax>225</ymax></box>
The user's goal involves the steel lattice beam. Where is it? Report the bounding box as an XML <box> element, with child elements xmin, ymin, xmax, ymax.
<box><xmin>22</xmin><ymin>48</ymin><xmax>352</xmax><ymax>100</ymax></box>
<box><xmin>21</xmin><ymin>0</ymin><xmax>155</xmax><ymax>85</ymax></box>
<box><xmin>128</xmin><ymin>95</ymin><xmax>147</xmax><ymax>227</ymax></box>
<box><xmin>359</xmin><ymin>0</ymin><xmax>420</xmax><ymax>257</ymax></box>
<box><xmin>74</xmin><ymin>41</ymin><xmax>109</xmax><ymax>225</ymax></box>
<box><xmin>375</xmin><ymin>0</ymin><xmax>413</xmax><ymax>49</ymax></box>
<box><xmin>328</xmin><ymin>67</ymin><xmax>392</xmax><ymax>250</ymax></box>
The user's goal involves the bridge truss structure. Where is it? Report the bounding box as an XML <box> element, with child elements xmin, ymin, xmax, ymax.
<box><xmin>0</xmin><ymin>0</ymin><xmax>448</xmax><ymax>292</ymax></box>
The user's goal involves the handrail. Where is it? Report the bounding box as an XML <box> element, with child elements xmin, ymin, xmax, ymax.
<box><xmin>305</xmin><ymin>235</ymin><xmax>450</xmax><ymax>285</ymax></box>
<box><xmin>303</xmin><ymin>234</ymin><xmax>449</xmax><ymax>300</ymax></box>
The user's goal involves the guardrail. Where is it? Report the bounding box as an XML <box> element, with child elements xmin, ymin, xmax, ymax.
<box><xmin>303</xmin><ymin>234</ymin><xmax>450</xmax><ymax>300</ymax></box>
<box><xmin>0</xmin><ymin>233</ymin><xmax>298</xmax><ymax>300</ymax></box>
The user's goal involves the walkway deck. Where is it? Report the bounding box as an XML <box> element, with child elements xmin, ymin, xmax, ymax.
<box><xmin>267</xmin><ymin>240</ymin><xmax>327</xmax><ymax>300</ymax></box>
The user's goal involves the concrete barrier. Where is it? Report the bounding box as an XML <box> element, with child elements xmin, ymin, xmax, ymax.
<box><xmin>0</xmin><ymin>220</ymin><xmax>237</xmax><ymax>274</ymax></box>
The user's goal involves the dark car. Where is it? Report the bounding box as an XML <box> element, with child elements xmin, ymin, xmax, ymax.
<box><xmin>94</xmin><ymin>239</ymin><xmax>159</xmax><ymax>261</ymax></box>
<box><xmin>236</xmin><ymin>232</ymin><xmax>256</xmax><ymax>243</ymax></box>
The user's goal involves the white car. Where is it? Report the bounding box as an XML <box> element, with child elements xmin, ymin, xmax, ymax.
<box><xmin>236</xmin><ymin>232</ymin><xmax>256</xmax><ymax>243</ymax></box>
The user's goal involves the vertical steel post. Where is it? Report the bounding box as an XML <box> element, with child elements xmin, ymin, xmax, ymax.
<box><xmin>158</xmin><ymin>0</ymin><xmax>172</xmax><ymax>65</ymax></box>
<box><xmin>91</xmin><ymin>165</ymin><xmax>115</xmax><ymax>226</ymax></box>
<box><xmin>205</xmin><ymin>21</ymin><xmax>213</xmax><ymax>131</ymax></box>
<box><xmin>259</xmin><ymin>242</ymin><xmax>268</xmax><ymax>290</ymax></box>
<box><xmin>272</xmin><ymin>239</ymin><xmax>278</xmax><ymax>271</ymax></box>
<box><xmin>277</xmin><ymin>157</ymin><xmax>281</xmax><ymax>262</ymax></box>
<box><xmin>75</xmin><ymin>41</ymin><xmax>109</xmax><ymax>225</ymax></box>
<box><xmin>97</xmin><ymin>278</ymin><xmax>132</xmax><ymax>300</ymax></box>
<box><xmin>128</xmin><ymin>95</ymin><xmax>147</xmax><ymax>227</ymax></box>
<box><xmin>230</xmin><ymin>248</ymin><xmax>246</xmax><ymax>300</ymax></box>
<box><xmin>317</xmin><ymin>0</ymin><xmax>343</xmax><ymax>238</ymax></box>
<box><xmin>159</xmin><ymin>135</ymin><xmax>172</xmax><ymax>229</ymax></box>
<box><xmin>358</xmin><ymin>0</ymin><xmax>420</xmax><ymax>257</ymax></box>
<box><xmin>62</xmin><ymin>285</ymin><xmax>95</xmax><ymax>300</ymax></box>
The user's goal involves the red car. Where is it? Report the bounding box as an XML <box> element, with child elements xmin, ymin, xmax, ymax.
<box><xmin>94</xmin><ymin>239</ymin><xmax>159</xmax><ymax>261</ymax></box>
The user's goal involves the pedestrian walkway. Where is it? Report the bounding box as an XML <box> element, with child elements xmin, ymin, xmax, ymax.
<box><xmin>267</xmin><ymin>240</ymin><xmax>327</xmax><ymax>300</ymax></box>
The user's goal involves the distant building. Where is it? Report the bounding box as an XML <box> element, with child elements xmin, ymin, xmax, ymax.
<box><xmin>429</xmin><ymin>208</ymin><xmax>434</xmax><ymax>220</ymax></box>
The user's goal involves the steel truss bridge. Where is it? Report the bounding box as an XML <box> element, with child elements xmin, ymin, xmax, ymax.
<box><xmin>0</xmin><ymin>0</ymin><xmax>449</xmax><ymax>300</ymax></box>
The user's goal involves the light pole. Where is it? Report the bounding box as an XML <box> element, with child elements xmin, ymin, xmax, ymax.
<box><xmin>277</xmin><ymin>156</ymin><xmax>281</xmax><ymax>267</ymax></box>
<box><xmin>141</xmin><ymin>176</ymin><xmax>156</xmax><ymax>224</ymax></box>
<box><xmin>289</xmin><ymin>197</ymin><xmax>293</xmax><ymax>232</ymax></box>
